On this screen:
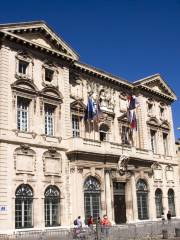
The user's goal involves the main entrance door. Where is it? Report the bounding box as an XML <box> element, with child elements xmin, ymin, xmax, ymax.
<box><xmin>113</xmin><ymin>182</ymin><xmax>126</xmax><ymax>224</ymax></box>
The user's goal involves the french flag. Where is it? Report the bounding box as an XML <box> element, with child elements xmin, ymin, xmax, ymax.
<box><xmin>127</xmin><ymin>95</ymin><xmax>138</xmax><ymax>130</ymax></box>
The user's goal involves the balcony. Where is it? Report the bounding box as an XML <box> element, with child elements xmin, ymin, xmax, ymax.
<box><xmin>67</xmin><ymin>137</ymin><xmax>154</xmax><ymax>163</ymax></box>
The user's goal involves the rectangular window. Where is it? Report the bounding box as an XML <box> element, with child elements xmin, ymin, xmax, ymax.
<box><xmin>163</xmin><ymin>133</ymin><xmax>168</xmax><ymax>155</ymax></box>
<box><xmin>147</xmin><ymin>103</ymin><xmax>153</xmax><ymax>115</ymax></box>
<box><xmin>72</xmin><ymin>116</ymin><xmax>80</xmax><ymax>138</ymax></box>
<box><xmin>17</xmin><ymin>97</ymin><xmax>29</xmax><ymax>132</ymax></box>
<box><xmin>45</xmin><ymin>68</ymin><xmax>54</xmax><ymax>82</ymax></box>
<box><xmin>45</xmin><ymin>104</ymin><xmax>55</xmax><ymax>136</ymax></box>
<box><xmin>121</xmin><ymin>126</ymin><xmax>130</xmax><ymax>145</ymax></box>
<box><xmin>160</xmin><ymin>107</ymin><xmax>164</xmax><ymax>118</ymax></box>
<box><xmin>150</xmin><ymin>130</ymin><xmax>156</xmax><ymax>153</ymax></box>
<box><xmin>18</xmin><ymin>60</ymin><xmax>29</xmax><ymax>75</ymax></box>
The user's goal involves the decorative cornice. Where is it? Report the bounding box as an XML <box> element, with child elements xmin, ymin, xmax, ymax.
<box><xmin>73</xmin><ymin>61</ymin><xmax>132</xmax><ymax>89</ymax></box>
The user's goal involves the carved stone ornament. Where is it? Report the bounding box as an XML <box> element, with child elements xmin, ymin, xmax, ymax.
<box><xmin>48</xmin><ymin>147</ymin><xmax>57</xmax><ymax>157</ymax></box>
<box><xmin>117</xmin><ymin>154</ymin><xmax>129</xmax><ymax>175</ymax></box>
<box><xmin>70</xmin><ymin>167</ymin><xmax>75</xmax><ymax>174</ymax></box>
<box><xmin>20</xmin><ymin>144</ymin><xmax>30</xmax><ymax>154</ymax></box>
<box><xmin>77</xmin><ymin>167</ymin><xmax>83</xmax><ymax>174</ymax></box>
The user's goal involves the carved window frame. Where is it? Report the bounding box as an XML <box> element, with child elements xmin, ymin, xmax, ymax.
<box><xmin>42</xmin><ymin>62</ymin><xmax>59</xmax><ymax>87</ymax></box>
<box><xmin>152</xmin><ymin>163</ymin><xmax>163</xmax><ymax>182</ymax></box>
<box><xmin>147</xmin><ymin>98</ymin><xmax>155</xmax><ymax>117</ymax></box>
<box><xmin>15</xmin><ymin>51</ymin><xmax>34</xmax><ymax>81</ymax></box>
<box><xmin>165</xmin><ymin>165</ymin><xmax>174</xmax><ymax>183</ymax></box>
<box><xmin>42</xmin><ymin>149</ymin><xmax>62</xmax><ymax>177</ymax></box>
<box><xmin>14</xmin><ymin>145</ymin><xmax>36</xmax><ymax>175</ymax></box>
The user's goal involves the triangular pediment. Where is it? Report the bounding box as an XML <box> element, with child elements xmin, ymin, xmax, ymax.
<box><xmin>0</xmin><ymin>21</ymin><xmax>79</xmax><ymax>60</ymax></box>
<box><xmin>71</xmin><ymin>100</ymin><xmax>86</xmax><ymax>114</ymax></box>
<box><xmin>133</xmin><ymin>74</ymin><xmax>177</xmax><ymax>101</ymax></box>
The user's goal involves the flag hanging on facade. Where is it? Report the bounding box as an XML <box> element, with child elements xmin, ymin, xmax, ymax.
<box><xmin>93</xmin><ymin>101</ymin><xmax>105</xmax><ymax>123</ymax></box>
<box><xmin>127</xmin><ymin>95</ymin><xmax>139</xmax><ymax>130</ymax></box>
<box><xmin>84</xmin><ymin>96</ymin><xmax>96</xmax><ymax>121</ymax></box>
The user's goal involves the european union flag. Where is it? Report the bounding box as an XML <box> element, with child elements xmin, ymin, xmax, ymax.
<box><xmin>84</xmin><ymin>96</ymin><xmax>96</xmax><ymax>120</ymax></box>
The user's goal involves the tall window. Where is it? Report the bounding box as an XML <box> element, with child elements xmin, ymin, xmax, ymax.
<box><xmin>155</xmin><ymin>188</ymin><xmax>163</xmax><ymax>218</ymax></box>
<box><xmin>147</xmin><ymin>103</ymin><xmax>153</xmax><ymax>115</ymax></box>
<box><xmin>160</xmin><ymin>107</ymin><xmax>165</xmax><ymax>119</ymax></box>
<box><xmin>45</xmin><ymin>185</ymin><xmax>60</xmax><ymax>227</ymax></box>
<box><xmin>168</xmin><ymin>189</ymin><xmax>176</xmax><ymax>217</ymax></box>
<box><xmin>17</xmin><ymin>97</ymin><xmax>29</xmax><ymax>132</ymax></box>
<box><xmin>18</xmin><ymin>60</ymin><xmax>29</xmax><ymax>75</ymax></box>
<box><xmin>150</xmin><ymin>129</ymin><xmax>156</xmax><ymax>153</ymax></box>
<box><xmin>15</xmin><ymin>184</ymin><xmax>33</xmax><ymax>228</ymax></box>
<box><xmin>45</xmin><ymin>68</ymin><xmax>54</xmax><ymax>82</ymax></box>
<box><xmin>99</xmin><ymin>124</ymin><xmax>109</xmax><ymax>141</ymax></box>
<box><xmin>163</xmin><ymin>133</ymin><xmax>168</xmax><ymax>156</ymax></box>
<box><xmin>136</xmin><ymin>179</ymin><xmax>149</xmax><ymax>220</ymax></box>
<box><xmin>72</xmin><ymin>115</ymin><xmax>80</xmax><ymax>137</ymax></box>
<box><xmin>121</xmin><ymin>125</ymin><xmax>131</xmax><ymax>145</ymax></box>
<box><xmin>45</xmin><ymin>104</ymin><xmax>55</xmax><ymax>135</ymax></box>
<box><xmin>84</xmin><ymin>177</ymin><xmax>101</xmax><ymax>223</ymax></box>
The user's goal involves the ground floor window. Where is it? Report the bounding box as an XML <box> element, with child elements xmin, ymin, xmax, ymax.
<box><xmin>45</xmin><ymin>185</ymin><xmax>60</xmax><ymax>227</ymax></box>
<box><xmin>15</xmin><ymin>184</ymin><xmax>33</xmax><ymax>228</ymax></box>
<box><xmin>155</xmin><ymin>188</ymin><xmax>163</xmax><ymax>218</ymax></box>
<box><xmin>84</xmin><ymin>176</ymin><xmax>101</xmax><ymax>223</ymax></box>
<box><xmin>168</xmin><ymin>189</ymin><xmax>176</xmax><ymax>217</ymax></box>
<box><xmin>136</xmin><ymin>179</ymin><xmax>149</xmax><ymax>220</ymax></box>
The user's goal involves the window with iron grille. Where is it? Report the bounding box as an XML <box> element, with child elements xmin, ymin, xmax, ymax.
<box><xmin>15</xmin><ymin>184</ymin><xmax>33</xmax><ymax>228</ymax></box>
<box><xmin>84</xmin><ymin>177</ymin><xmax>101</xmax><ymax>223</ymax></box>
<box><xmin>17</xmin><ymin>97</ymin><xmax>29</xmax><ymax>132</ymax></box>
<box><xmin>155</xmin><ymin>188</ymin><xmax>163</xmax><ymax>218</ymax></box>
<box><xmin>45</xmin><ymin>104</ymin><xmax>55</xmax><ymax>136</ymax></box>
<box><xmin>136</xmin><ymin>179</ymin><xmax>149</xmax><ymax>220</ymax></box>
<box><xmin>168</xmin><ymin>189</ymin><xmax>176</xmax><ymax>217</ymax></box>
<box><xmin>44</xmin><ymin>185</ymin><xmax>60</xmax><ymax>227</ymax></box>
<box><xmin>72</xmin><ymin>115</ymin><xmax>80</xmax><ymax>137</ymax></box>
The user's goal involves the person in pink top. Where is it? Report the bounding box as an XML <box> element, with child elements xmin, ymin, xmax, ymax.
<box><xmin>101</xmin><ymin>215</ymin><xmax>111</xmax><ymax>238</ymax></box>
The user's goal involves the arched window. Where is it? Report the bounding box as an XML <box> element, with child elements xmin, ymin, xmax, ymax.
<box><xmin>136</xmin><ymin>179</ymin><xmax>149</xmax><ymax>220</ymax></box>
<box><xmin>84</xmin><ymin>176</ymin><xmax>101</xmax><ymax>223</ymax></box>
<box><xmin>15</xmin><ymin>184</ymin><xmax>33</xmax><ymax>228</ymax></box>
<box><xmin>44</xmin><ymin>185</ymin><xmax>60</xmax><ymax>227</ymax></box>
<box><xmin>99</xmin><ymin>124</ymin><xmax>109</xmax><ymax>141</ymax></box>
<box><xmin>168</xmin><ymin>189</ymin><xmax>176</xmax><ymax>217</ymax></box>
<box><xmin>155</xmin><ymin>188</ymin><xmax>163</xmax><ymax>218</ymax></box>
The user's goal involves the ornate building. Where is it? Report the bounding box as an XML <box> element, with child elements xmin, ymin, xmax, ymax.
<box><xmin>0</xmin><ymin>21</ymin><xmax>178</xmax><ymax>231</ymax></box>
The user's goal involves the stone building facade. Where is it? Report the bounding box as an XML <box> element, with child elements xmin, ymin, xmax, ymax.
<box><xmin>0</xmin><ymin>21</ymin><xmax>179</xmax><ymax>231</ymax></box>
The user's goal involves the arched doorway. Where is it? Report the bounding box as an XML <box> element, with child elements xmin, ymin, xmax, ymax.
<box><xmin>155</xmin><ymin>188</ymin><xmax>163</xmax><ymax>218</ymax></box>
<box><xmin>84</xmin><ymin>176</ymin><xmax>101</xmax><ymax>222</ymax></box>
<box><xmin>15</xmin><ymin>184</ymin><xmax>33</xmax><ymax>228</ymax></box>
<box><xmin>136</xmin><ymin>179</ymin><xmax>149</xmax><ymax>220</ymax></box>
<box><xmin>168</xmin><ymin>189</ymin><xmax>176</xmax><ymax>216</ymax></box>
<box><xmin>44</xmin><ymin>185</ymin><xmax>60</xmax><ymax>227</ymax></box>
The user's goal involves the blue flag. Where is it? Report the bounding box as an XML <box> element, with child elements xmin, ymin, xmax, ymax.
<box><xmin>84</xmin><ymin>96</ymin><xmax>96</xmax><ymax>120</ymax></box>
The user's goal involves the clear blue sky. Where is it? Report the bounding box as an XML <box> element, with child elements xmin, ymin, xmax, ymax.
<box><xmin>0</xmin><ymin>0</ymin><xmax>180</xmax><ymax>139</ymax></box>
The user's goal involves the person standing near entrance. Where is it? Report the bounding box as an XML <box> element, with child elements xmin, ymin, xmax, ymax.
<box><xmin>101</xmin><ymin>215</ymin><xmax>111</xmax><ymax>239</ymax></box>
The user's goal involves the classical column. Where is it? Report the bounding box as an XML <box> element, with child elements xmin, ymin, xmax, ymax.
<box><xmin>125</xmin><ymin>179</ymin><xmax>134</xmax><ymax>223</ymax></box>
<box><xmin>162</xmin><ymin>187</ymin><xmax>169</xmax><ymax>215</ymax></box>
<box><xmin>148</xmin><ymin>180</ymin><xmax>156</xmax><ymax>220</ymax></box>
<box><xmin>131</xmin><ymin>173</ymin><xmax>138</xmax><ymax>221</ymax></box>
<box><xmin>105</xmin><ymin>169</ymin><xmax>113</xmax><ymax>221</ymax></box>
